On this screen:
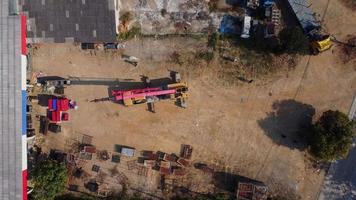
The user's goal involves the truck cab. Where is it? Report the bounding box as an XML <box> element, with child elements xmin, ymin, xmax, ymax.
<box><xmin>310</xmin><ymin>34</ymin><xmax>332</xmax><ymax>54</ymax></box>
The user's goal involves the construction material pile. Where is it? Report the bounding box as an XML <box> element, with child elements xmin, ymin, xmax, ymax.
<box><xmin>140</xmin><ymin>151</ymin><xmax>191</xmax><ymax>176</ymax></box>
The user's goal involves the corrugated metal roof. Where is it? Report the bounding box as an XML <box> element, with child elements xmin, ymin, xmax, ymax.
<box><xmin>22</xmin><ymin>0</ymin><xmax>117</xmax><ymax>43</ymax></box>
<box><xmin>0</xmin><ymin>0</ymin><xmax>23</xmax><ymax>199</ymax></box>
<box><xmin>287</xmin><ymin>0</ymin><xmax>320</xmax><ymax>33</ymax></box>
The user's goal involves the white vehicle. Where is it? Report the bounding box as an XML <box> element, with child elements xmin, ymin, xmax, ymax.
<box><xmin>241</xmin><ymin>15</ymin><xmax>252</xmax><ymax>39</ymax></box>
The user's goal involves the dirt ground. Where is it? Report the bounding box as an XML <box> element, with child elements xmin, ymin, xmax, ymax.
<box><xmin>29</xmin><ymin>1</ymin><xmax>356</xmax><ymax>199</ymax></box>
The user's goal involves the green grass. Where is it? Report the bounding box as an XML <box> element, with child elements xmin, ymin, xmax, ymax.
<box><xmin>118</xmin><ymin>26</ymin><xmax>141</xmax><ymax>41</ymax></box>
<box><xmin>208</xmin><ymin>32</ymin><xmax>219</xmax><ymax>50</ymax></box>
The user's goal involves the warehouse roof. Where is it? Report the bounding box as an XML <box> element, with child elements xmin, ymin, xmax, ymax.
<box><xmin>22</xmin><ymin>0</ymin><xmax>118</xmax><ymax>43</ymax></box>
<box><xmin>0</xmin><ymin>0</ymin><xmax>24</xmax><ymax>199</ymax></box>
<box><xmin>286</xmin><ymin>0</ymin><xmax>320</xmax><ymax>33</ymax></box>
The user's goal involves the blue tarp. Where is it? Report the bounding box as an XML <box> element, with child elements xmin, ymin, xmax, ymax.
<box><xmin>219</xmin><ymin>15</ymin><xmax>241</xmax><ymax>35</ymax></box>
<box><xmin>261</xmin><ymin>0</ymin><xmax>275</xmax><ymax>7</ymax></box>
<box><xmin>52</xmin><ymin>99</ymin><xmax>57</xmax><ymax>111</ymax></box>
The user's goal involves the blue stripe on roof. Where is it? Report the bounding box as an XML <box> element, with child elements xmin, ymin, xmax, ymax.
<box><xmin>22</xmin><ymin>90</ymin><xmax>26</xmax><ymax>135</ymax></box>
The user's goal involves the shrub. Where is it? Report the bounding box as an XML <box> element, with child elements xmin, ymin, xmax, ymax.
<box><xmin>308</xmin><ymin>110</ymin><xmax>355</xmax><ymax>161</ymax></box>
<box><xmin>208</xmin><ymin>32</ymin><xmax>219</xmax><ymax>50</ymax></box>
<box><xmin>208</xmin><ymin>0</ymin><xmax>219</xmax><ymax>12</ymax></box>
<box><xmin>161</xmin><ymin>9</ymin><xmax>167</xmax><ymax>17</ymax></box>
<box><xmin>120</xmin><ymin>12</ymin><xmax>133</xmax><ymax>25</ymax></box>
<box><xmin>55</xmin><ymin>193</ymin><xmax>96</xmax><ymax>200</ymax></box>
<box><xmin>279</xmin><ymin>27</ymin><xmax>310</xmax><ymax>55</ymax></box>
<box><xmin>118</xmin><ymin>26</ymin><xmax>141</xmax><ymax>41</ymax></box>
<box><xmin>32</xmin><ymin>160</ymin><xmax>67</xmax><ymax>200</ymax></box>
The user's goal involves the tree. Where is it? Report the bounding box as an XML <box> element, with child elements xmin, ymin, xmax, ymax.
<box><xmin>55</xmin><ymin>193</ymin><xmax>95</xmax><ymax>200</ymax></box>
<box><xmin>279</xmin><ymin>27</ymin><xmax>310</xmax><ymax>55</ymax></box>
<box><xmin>308</xmin><ymin>110</ymin><xmax>355</xmax><ymax>161</ymax></box>
<box><xmin>32</xmin><ymin>160</ymin><xmax>68</xmax><ymax>200</ymax></box>
<box><xmin>120</xmin><ymin>12</ymin><xmax>133</xmax><ymax>26</ymax></box>
<box><xmin>208</xmin><ymin>32</ymin><xmax>219</xmax><ymax>50</ymax></box>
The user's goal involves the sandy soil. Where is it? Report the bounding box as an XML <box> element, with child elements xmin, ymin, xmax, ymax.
<box><xmin>311</xmin><ymin>0</ymin><xmax>356</xmax><ymax>40</ymax></box>
<box><xmin>29</xmin><ymin>0</ymin><xmax>356</xmax><ymax>199</ymax></box>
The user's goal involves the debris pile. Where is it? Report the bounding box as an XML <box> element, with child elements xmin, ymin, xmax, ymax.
<box><xmin>140</xmin><ymin>151</ymin><xmax>186</xmax><ymax>176</ymax></box>
<box><xmin>139</xmin><ymin>144</ymin><xmax>194</xmax><ymax>177</ymax></box>
<box><xmin>340</xmin><ymin>35</ymin><xmax>356</xmax><ymax>63</ymax></box>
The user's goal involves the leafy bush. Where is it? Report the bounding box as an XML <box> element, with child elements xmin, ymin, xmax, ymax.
<box><xmin>55</xmin><ymin>193</ymin><xmax>96</xmax><ymax>200</ymax></box>
<box><xmin>118</xmin><ymin>26</ymin><xmax>141</xmax><ymax>41</ymax></box>
<box><xmin>223</xmin><ymin>26</ymin><xmax>309</xmax><ymax>55</ymax></box>
<box><xmin>120</xmin><ymin>12</ymin><xmax>133</xmax><ymax>25</ymax></box>
<box><xmin>161</xmin><ymin>9</ymin><xmax>167</xmax><ymax>16</ymax></box>
<box><xmin>32</xmin><ymin>160</ymin><xmax>67</xmax><ymax>200</ymax></box>
<box><xmin>279</xmin><ymin>27</ymin><xmax>310</xmax><ymax>55</ymax></box>
<box><xmin>308</xmin><ymin>110</ymin><xmax>355</xmax><ymax>161</ymax></box>
<box><xmin>208</xmin><ymin>0</ymin><xmax>219</xmax><ymax>12</ymax></box>
<box><xmin>208</xmin><ymin>32</ymin><xmax>219</xmax><ymax>50</ymax></box>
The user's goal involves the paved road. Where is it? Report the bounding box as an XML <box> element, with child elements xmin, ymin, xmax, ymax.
<box><xmin>318</xmin><ymin>96</ymin><xmax>356</xmax><ymax>200</ymax></box>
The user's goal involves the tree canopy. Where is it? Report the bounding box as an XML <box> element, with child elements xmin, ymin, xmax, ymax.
<box><xmin>32</xmin><ymin>160</ymin><xmax>68</xmax><ymax>200</ymax></box>
<box><xmin>308</xmin><ymin>110</ymin><xmax>355</xmax><ymax>161</ymax></box>
<box><xmin>279</xmin><ymin>27</ymin><xmax>310</xmax><ymax>55</ymax></box>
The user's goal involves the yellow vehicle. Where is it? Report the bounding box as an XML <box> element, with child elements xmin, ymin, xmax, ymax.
<box><xmin>168</xmin><ymin>82</ymin><xmax>188</xmax><ymax>108</ymax></box>
<box><xmin>309</xmin><ymin>32</ymin><xmax>332</xmax><ymax>54</ymax></box>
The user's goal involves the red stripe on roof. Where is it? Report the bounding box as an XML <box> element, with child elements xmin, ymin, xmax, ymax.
<box><xmin>20</xmin><ymin>14</ymin><xmax>27</xmax><ymax>55</ymax></box>
<box><xmin>22</xmin><ymin>170</ymin><xmax>28</xmax><ymax>200</ymax></box>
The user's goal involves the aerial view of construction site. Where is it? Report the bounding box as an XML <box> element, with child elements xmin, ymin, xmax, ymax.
<box><xmin>3</xmin><ymin>0</ymin><xmax>356</xmax><ymax>200</ymax></box>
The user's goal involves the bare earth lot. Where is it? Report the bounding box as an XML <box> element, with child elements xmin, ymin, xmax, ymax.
<box><xmin>30</xmin><ymin>1</ymin><xmax>356</xmax><ymax>199</ymax></box>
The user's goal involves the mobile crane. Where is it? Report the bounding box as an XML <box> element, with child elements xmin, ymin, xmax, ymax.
<box><xmin>39</xmin><ymin>72</ymin><xmax>188</xmax><ymax>112</ymax></box>
<box><xmin>110</xmin><ymin>72</ymin><xmax>188</xmax><ymax>109</ymax></box>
